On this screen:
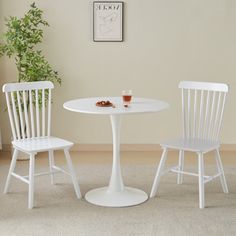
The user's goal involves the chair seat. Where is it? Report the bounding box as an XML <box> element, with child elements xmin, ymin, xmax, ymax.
<box><xmin>12</xmin><ymin>136</ymin><xmax>73</xmax><ymax>153</ymax></box>
<box><xmin>160</xmin><ymin>138</ymin><xmax>220</xmax><ymax>153</ymax></box>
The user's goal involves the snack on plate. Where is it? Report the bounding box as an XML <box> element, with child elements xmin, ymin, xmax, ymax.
<box><xmin>96</xmin><ymin>100</ymin><xmax>114</xmax><ymax>107</ymax></box>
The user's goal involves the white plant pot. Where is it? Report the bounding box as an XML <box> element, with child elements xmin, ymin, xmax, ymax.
<box><xmin>11</xmin><ymin>145</ymin><xmax>30</xmax><ymax>161</ymax></box>
<box><xmin>17</xmin><ymin>151</ymin><xmax>30</xmax><ymax>160</ymax></box>
<box><xmin>10</xmin><ymin>136</ymin><xmax>30</xmax><ymax>160</ymax></box>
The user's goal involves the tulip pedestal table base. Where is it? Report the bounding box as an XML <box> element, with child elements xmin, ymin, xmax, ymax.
<box><xmin>85</xmin><ymin>187</ymin><xmax>148</xmax><ymax>207</ymax></box>
<box><xmin>85</xmin><ymin>115</ymin><xmax>148</xmax><ymax>207</ymax></box>
<box><xmin>63</xmin><ymin>97</ymin><xmax>169</xmax><ymax>207</ymax></box>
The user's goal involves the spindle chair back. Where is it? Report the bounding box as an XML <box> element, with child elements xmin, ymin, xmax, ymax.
<box><xmin>180</xmin><ymin>81</ymin><xmax>228</xmax><ymax>142</ymax></box>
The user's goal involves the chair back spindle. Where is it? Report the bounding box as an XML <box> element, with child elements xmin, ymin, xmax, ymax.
<box><xmin>179</xmin><ymin>81</ymin><xmax>228</xmax><ymax>142</ymax></box>
<box><xmin>2</xmin><ymin>81</ymin><xmax>54</xmax><ymax>141</ymax></box>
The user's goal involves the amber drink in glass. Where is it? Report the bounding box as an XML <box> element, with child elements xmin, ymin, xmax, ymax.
<box><xmin>122</xmin><ymin>90</ymin><xmax>132</xmax><ymax>107</ymax></box>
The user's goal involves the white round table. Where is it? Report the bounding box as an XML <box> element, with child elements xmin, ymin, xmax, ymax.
<box><xmin>63</xmin><ymin>97</ymin><xmax>169</xmax><ymax>207</ymax></box>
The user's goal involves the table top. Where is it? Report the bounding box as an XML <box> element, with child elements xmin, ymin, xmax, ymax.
<box><xmin>63</xmin><ymin>97</ymin><xmax>169</xmax><ymax>115</ymax></box>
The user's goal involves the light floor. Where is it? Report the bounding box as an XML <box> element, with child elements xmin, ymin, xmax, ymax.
<box><xmin>0</xmin><ymin>150</ymin><xmax>235</xmax><ymax>236</ymax></box>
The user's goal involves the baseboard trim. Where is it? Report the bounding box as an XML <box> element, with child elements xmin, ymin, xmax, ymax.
<box><xmin>1</xmin><ymin>143</ymin><xmax>236</xmax><ymax>152</ymax></box>
<box><xmin>220</xmin><ymin>144</ymin><xmax>236</xmax><ymax>151</ymax></box>
<box><xmin>71</xmin><ymin>144</ymin><xmax>162</xmax><ymax>152</ymax></box>
<box><xmin>71</xmin><ymin>143</ymin><xmax>236</xmax><ymax>152</ymax></box>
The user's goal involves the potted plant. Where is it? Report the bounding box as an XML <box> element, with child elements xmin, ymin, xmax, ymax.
<box><xmin>0</xmin><ymin>2</ymin><xmax>61</xmax><ymax>159</ymax></box>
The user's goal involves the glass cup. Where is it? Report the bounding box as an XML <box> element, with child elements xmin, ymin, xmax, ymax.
<box><xmin>122</xmin><ymin>90</ymin><xmax>132</xmax><ymax>107</ymax></box>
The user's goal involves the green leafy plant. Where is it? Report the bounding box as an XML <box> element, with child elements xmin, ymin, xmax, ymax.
<box><xmin>0</xmin><ymin>2</ymin><xmax>61</xmax><ymax>85</ymax></box>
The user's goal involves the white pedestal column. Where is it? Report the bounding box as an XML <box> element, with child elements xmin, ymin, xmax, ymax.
<box><xmin>85</xmin><ymin>115</ymin><xmax>148</xmax><ymax>207</ymax></box>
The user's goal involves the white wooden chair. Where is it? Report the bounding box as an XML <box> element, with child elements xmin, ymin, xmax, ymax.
<box><xmin>2</xmin><ymin>81</ymin><xmax>81</xmax><ymax>209</ymax></box>
<box><xmin>150</xmin><ymin>81</ymin><xmax>229</xmax><ymax>208</ymax></box>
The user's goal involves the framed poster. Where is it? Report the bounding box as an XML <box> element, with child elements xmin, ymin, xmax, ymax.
<box><xmin>93</xmin><ymin>1</ymin><xmax>124</xmax><ymax>42</ymax></box>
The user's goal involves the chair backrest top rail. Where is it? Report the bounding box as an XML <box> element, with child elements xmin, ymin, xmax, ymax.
<box><xmin>2</xmin><ymin>81</ymin><xmax>54</xmax><ymax>92</ymax></box>
<box><xmin>179</xmin><ymin>81</ymin><xmax>228</xmax><ymax>92</ymax></box>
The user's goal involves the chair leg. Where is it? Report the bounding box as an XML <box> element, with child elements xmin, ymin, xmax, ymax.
<box><xmin>48</xmin><ymin>150</ymin><xmax>55</xmax><ymax>185</ymax></box>
<box><xmin>28</xmin><ymin>153</ymin><xmax>35</xmax><ymax>209</ymax></box>
<box><xmin>64</xmin><ymin>149</ymin><xmax>82</xmax><ymax>199</ymax></box>
<box><xmin>150</xmin><ymin>148</ymin><xmax>168</xmax><ymax>198</ymax></box>
<box><xmin>215</xmin><ymin>149</ymin><xmax>229</xmax><ymax>193</ymax></box>
<box><xmin>4</xmin><ymin>149</ymin><xmax>19</xmax><ymax>194</ymax></box>
<box><xmin>198</xmin><ymin>152</ymin><xmax>205</xmax><ymax>209</ymax></box>
<box><xmin>177</xmin><ymin>150</ymin><xmax>184</xmax><ymax>184</ymax></box>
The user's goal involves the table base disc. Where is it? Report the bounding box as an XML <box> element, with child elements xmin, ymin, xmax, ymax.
<box><xmin>85</xmin><ymin>186</ymin><xmax>148</xmax><ymax>207</ymax></box>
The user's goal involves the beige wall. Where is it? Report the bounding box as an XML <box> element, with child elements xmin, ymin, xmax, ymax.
<box><xmin>0</xmin><ymin>0</ymin><xmax>236</xmax><ymax>146</ymax></box>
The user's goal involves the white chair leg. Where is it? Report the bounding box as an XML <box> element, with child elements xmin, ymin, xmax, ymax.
<box><xmin>48</xmin><ymin>150</ymin><xmax>55</xmax><ymax>185</ymax></box>
<box><xmin>28</xmin><ymin>153</ymin><xmax>35</xmax><ymax>209</ymax></box>
<box><xmin>198</xmin><ymin>152</ymin><xmax>205</xmax><ymax>209</ymax></box>
<box><xmin>215</xmin><ymin>149</ymin><xmax>229</xmax><ymax>193</ymax></box>
<box><xmin>4</xmin><ymin>149</ymin><xmax>19</xmax><ymax>194</ymax></box>
<box><xmin>64</xmin><ymin>149</ymin><xmax>82</xmax><ymax>199</ymax></box>
<box><xmin>177</xmin><ymin>150</ymin><xmax>184</xmax><ymax>184</ymax></box>
<box><xmin>150</xmin><ymin>148</ymin><xmax>168</xmax><ymax>198</ymax></box>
